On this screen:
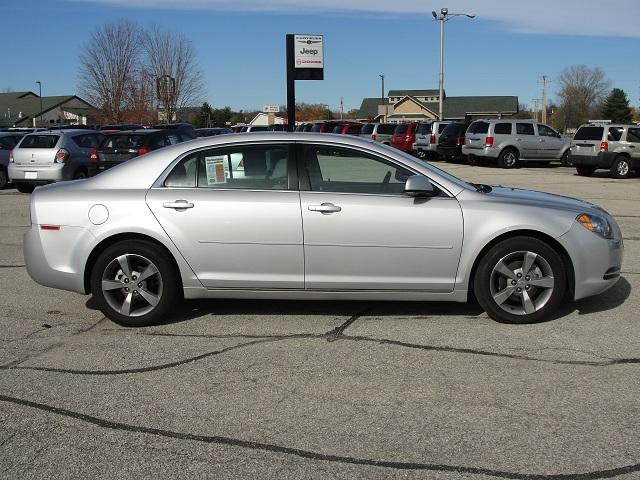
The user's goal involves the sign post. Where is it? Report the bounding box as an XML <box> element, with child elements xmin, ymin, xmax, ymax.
<box><xmin>286</xmin><ymin>34</ymin><xmax>324</xmax><ymax>132</ymax></box>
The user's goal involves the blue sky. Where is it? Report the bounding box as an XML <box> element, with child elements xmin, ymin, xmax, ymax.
<box><xmin>3</xmin><ymin>0</ymin><xmax>639</xmax><ymax>113</ymax></box>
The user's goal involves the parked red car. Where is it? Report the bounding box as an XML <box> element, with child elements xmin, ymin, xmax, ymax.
<box><xmin>391</xmin><ymin>123</ymin><xmax>418</xmax><ymax>153</ymax></box>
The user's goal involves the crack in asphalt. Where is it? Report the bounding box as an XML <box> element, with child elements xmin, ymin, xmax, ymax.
<box><xmin>0</xmin><ymin>393</ymin><xmax>638</xmax><ymax>480</ymax></box>
<box><xmin>0</xmin><ymin>265</ymin><xmax>25</xmax><ymax>269</ymax></box>
<box><xmin>2</xmin><ymin>330</ymin><xmax>639</xmax><ymax>375</ymax></box>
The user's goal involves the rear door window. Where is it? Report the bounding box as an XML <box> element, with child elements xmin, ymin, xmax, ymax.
<box><xmin>493</xmin><ymin>123</ymin><xmax>512</xmax><ymax>135</ymax></box>
<box><xmin>103</xmin><ymin>135</ymin><xmax>146</xmax><ymax>149</ymax></box>
<box><xmin>574</xmin><ymin>126</ymin><xmax>604</xmax><ymax>141</ymax></box>
<box><xmin>607</xmin><ymin>127</ymin><xmax>623</xmax><ymax>141</ymax></box>
<box><xmin>516</xmin><ymin>123</ymin><xmax>535</xmax><ymax>135</ymax></box>
<box><xmin>19</xmin><ymin>135</ymin><xmax>60</xmax><ymax>148</ymax></box>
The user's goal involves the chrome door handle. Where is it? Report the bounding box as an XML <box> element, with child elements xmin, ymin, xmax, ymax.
<box><xmin>163</xmin><ymin>200</ymin><xmax>194</xmax><ymax>209</ymax></box>
<box><xmin>308</xmin><ymin>203</ymin><xmax>341</xmax><ymax>214</ymax></box>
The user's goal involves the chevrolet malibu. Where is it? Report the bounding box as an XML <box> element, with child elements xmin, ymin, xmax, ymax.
<box><xmin>24</xmin><ymin>133</ymin><xmax>623</xmax><ymax>327</ymax></box>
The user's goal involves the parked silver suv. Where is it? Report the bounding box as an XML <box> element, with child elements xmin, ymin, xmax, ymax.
<box><xmin>569</xmin><ymin>123</ymin><xmax>639</xmax><ymax>179</ymax></box>
<box><xmin>8</xmin><ymin>129</ymin><xmax>105</xmax><ymax>193</ymax></box>
<box><xmin>462</xmin><ymin>119</ymin><xmax>571</xmax><ymax>168</ymax></box>
<box><xmin>413</xmin><ymin>120</ymin><xmax>451</xmax><ymax>160</ymax></box>
<box><xmin>359</xmin><ymin>123</ymin><xmax>396</xmax><ymax>145</ymax></box>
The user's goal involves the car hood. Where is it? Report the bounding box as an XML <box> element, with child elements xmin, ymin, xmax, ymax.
<box><xmin>482</xmin><ymin>186</ymin><xmax>602</xmax><ymax>214</ymax></box>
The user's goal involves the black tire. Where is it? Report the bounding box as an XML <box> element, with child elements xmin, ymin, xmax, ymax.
<box><xmin>15</xmin><ymin>183</ymin><xmax>36</xmax><ymax>193</ymax></box>
<box><xmin>473</xmin><ymin>237</ymin><xmax>567</xmax><ymax>324</ymax></box>
<box><xmin>73</xmin><ymin>169</ymin><xmax>88</xmax><ymax>179</ymax></box>
<box><xmin>90</xmin><ymin>240</ymin><xmax>182</xmax><ymax>327</ymax></box>
<box><xmin>561</xmin><ymin>150</ymin><xmax>574</xmax><ymax>167</ymax></box>
<box><xmin>0</xmin><ymin>167</ymin><xmax>7</xmax><ymax>190</ymax></box>
<box><xmin>497</xmin><ymin>148</ymin><xmax>519</xmax><ymax>168</ymax></box>
<box><xmin>415</xmin><ymin>149</ymin><xmax>427</xmax><ymax>160</ymax></box>
<box><xmin>467</xmin><ymin>154</ymin><xmax>477</xmax><ymax>165</ymax></box>
<box><xmin>576</xmin><ymin>165</ymin><xmax>595</xmax><ymax>177</ymax></box>
<box><xmin>610</xmin><ymin>156</ymin><xmax>633</xmax><ymax>179</ymax></box>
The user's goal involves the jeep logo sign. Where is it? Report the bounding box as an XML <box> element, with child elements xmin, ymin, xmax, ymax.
<box><xmin>294</xmin><ymin>35</ymin><xmax>323</xmax><ymax>69</ymax></box>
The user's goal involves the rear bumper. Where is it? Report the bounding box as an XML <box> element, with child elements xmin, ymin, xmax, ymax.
<box><xmin>437</xmin><ymin>145</ymin><xmax>463</xmax><ymax>159</ymax></box>
<box><xmin>8</xmin><ymin>163</ymin><xmax>68</xmax><ymax>183</ymax></box>
<box><xmin>569</xmin><ymin>152</ymin><xmax>617</xmax><ymax>168</ymax></box>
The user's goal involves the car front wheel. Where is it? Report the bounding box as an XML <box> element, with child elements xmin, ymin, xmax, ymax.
<box><xmin>474</xmin><ymin>237</ymin><xmax>567</xmax><ymax>324</ymax></box>
<box><xmin>90</xmin><ymin>240</ymin><xmax>181</xmax><ymax>327</ymax></box>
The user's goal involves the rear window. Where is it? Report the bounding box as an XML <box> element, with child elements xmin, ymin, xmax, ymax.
<box><xmin>19</xmin><ymin>135</ymin><xmax>60</xmax><ymax>149</ymax></box>
<box><xmin>394</xmin><ymin>124</ymin><xmax>408</xmax><ymax>134</ymax></box>
<box><xmin>574</xmin><ymin>126</ymin><xmax>604</xmax><ymax>141</ymax></box>
<box><xmin>361</xmin><ymin>124</ymin><xmax>374</xmax><ymax>134</ymax></box>
<box><xmin>441</xmin><ymin>123</ymin><xmax>463</xmax><ymax>136</ymax></box>
<box><xmin>377</xmin><ymin>124</ymin><xmax>396</xmax><ymax>135</ymax></box>
<box><xmin>437</xmin><ymin>123</ymin><xmax>449</xmax><ymax>133</ymax></box>
<box><xmin>467</xmin><ymin>121</ymin><xmax>489</xmax><ymax>134</ymax></box>
<box><xmin>310</xmin><ymin>123</ymin><xmax>323</xmax><ymax>132</ymax></box>
<box><xmin>102</xmin><ymin>135</ymin><xmax>146</xmax><ymax>149</ymax></box>
<box><xmin>494</xmin><ymin>123</ymin><xmax>512</xmax><ymax>135</ymax></box>
<box><xmin>416</xmin><ymin>123</ymin><xmax>432</xmax><ymax>135</ymax></box>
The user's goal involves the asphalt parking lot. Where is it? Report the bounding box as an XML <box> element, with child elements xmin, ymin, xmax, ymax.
<box><xmin>0</xmin><ymin>163</ymin><xmax>638</xmax><ymax>480</ymax></box>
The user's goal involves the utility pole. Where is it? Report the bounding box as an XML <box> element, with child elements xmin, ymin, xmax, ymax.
<box><xmin>379</xmin><ymin>73</ymin><xmax>385</xmax><ymax>122</ymax></box>
<box><xmin>540</xmin><ymin>75</ymin><xmax>549</xmax><ymax>124</ymax></box>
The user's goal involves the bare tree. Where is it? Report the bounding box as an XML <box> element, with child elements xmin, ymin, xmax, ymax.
<box><xmin>78</xmin><ymin>20</ymin><xmax>141</xmax><ymax>124</ymax></box>
<box><xmin>556</xmin><ymin>65</ymin><xmax>611</xmax><ymax>130</ymax></box>
<box><xmin>143</xmin><ymin>26</ymin><xmax>204</xmax><ymax>122</ymax></box>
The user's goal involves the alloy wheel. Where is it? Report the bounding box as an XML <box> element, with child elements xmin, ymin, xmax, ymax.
<box><xmin>617</xmin><ymin>160</ymin><xmax>630</xmax><ymax>177</ymax></box>
<box><xmin>489</xmin><ymin>251</ymin><xmax>554</xmax><ymax>316</ymax></box>
<box><xmin>101</xmin><ymin>254</ymin><xmax>163</xmax><ymax>317</ymax></box>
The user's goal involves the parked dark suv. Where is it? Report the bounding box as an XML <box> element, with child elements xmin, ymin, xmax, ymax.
<box><xmin>153</xmin><ymin>123</ymin><xmax>197</xmax><ymax>139</ymax></box>
<box><xmin>437</xmin><ymin>121</ymin><xmax>471</xmax><ymax>162</ymax></box>
<box><xmin>96</xmin><ymin>129</ymin><xmax>187</xmax><ymax>171</ymax></box>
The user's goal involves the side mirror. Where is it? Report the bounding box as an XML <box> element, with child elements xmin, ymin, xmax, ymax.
<box><xmin>404</xmin><ymin>175</ymin><xmax>437</xmax><ymax>197</ymax></box>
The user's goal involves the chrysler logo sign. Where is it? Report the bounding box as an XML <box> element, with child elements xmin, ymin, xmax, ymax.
<box><xmin>294</xmin><ymin>35</ymin><xmax>323</xmax><ymax>69</ymax></box>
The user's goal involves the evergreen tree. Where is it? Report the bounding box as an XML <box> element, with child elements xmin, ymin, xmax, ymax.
<box><xmin>196</xmin><ymin>102</ymin><xmax>213</xmax><ymax>128</ymax></box>
<box><xmin>601</xmin><ymin>88</ymin><xmax>633</xmax><ymax>123</ymax></box>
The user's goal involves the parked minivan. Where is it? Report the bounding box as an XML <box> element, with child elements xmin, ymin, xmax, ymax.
<box><xmin>391</xmin><ymin>123</ymin><xmax>418</xmax><ymax>153</ymax></box>
<box><xmin>462</xmin><ymin>119</ymin><xmax>571</xmax><ymax>168</ymax></box>
<box><xmin>569</xmin><ymin>123</ymin><xmax>640</xmax><ymax>178</ymax></box>
<box><xmin>413</xmin><ymin>121</ymin><xmax>451</xmax><ymax>160</ymax></box>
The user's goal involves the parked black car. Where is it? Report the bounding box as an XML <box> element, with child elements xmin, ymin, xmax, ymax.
<box><xmin>96</xmin><ymin>129</ymin><xmax>188</xmax><ymax>172</ymax></box>
<box><xmin>437</xmin><ymin>121</ymin><xmax>472</xmax><ymax>162</ymax></box>
<box><xmin>153</xmin><ymin>123</ymin><xmax>197</xmax><ymax>139</ymax></box>
<box><xmin>195</xmin><ymin>127</ymin><xmax>232</xmax><ymax>137</ymax></box>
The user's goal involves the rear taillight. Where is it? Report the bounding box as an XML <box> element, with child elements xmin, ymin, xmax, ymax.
<box><xmin>40</xmin><ymin>225</ymin><xmax>60</xmax><ymax>231</ymax></box>
<box><xmin>137</xmin><ymin>146</ymin><xmax>150</xmax><ymax>156</ymax></box>
<box><xmin>89</xmin><ymin>147</ymin><xmax>98</xmax><ymax>163</ymax></box>
<box><xmin>485</xmin><ymin>136</ymin><xmax>494</xmax><ymax>147</ymax></box>
<box><xmin>600</xmin><ymin>141</ymin><xmax>608</xmax><ymax>152</ymax></box>
<box><xmin>429</xmin><ymin>134</ymin><xmax>436</xmax><ymax>144</ymax></box>
<box><xmin>371</xmin><ymin>134</ymin><xmax>377</xmax><ymax>141</ymax></box>
<box><xmin>55</xmin><ymin>148</ymin><xmax>69</xmax><ymax>163</ymax></box>
<box><xmin>456</xmin><ymin>136</ymin><xmax>463</xmax><ymax>146</ymax></box>
<box><xmin>9</xmin><ymin>150</ymin><xmax>14</xmax><ymax>163</ymax></box>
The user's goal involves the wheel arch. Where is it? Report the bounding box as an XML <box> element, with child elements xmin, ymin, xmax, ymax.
<box><xmin>83</xmin><ymin>232</ymin><xmax>184</xmax><ymax>295</ymax></box>
<box><xmin>467</xmin><ymin>229</ymin><xmax>574</xmax><ymax>300</ymax></box>
<box><xmin>499</xmin><ymin>145</ymin><xmax>520</xmax><ymax>157</ymax></box>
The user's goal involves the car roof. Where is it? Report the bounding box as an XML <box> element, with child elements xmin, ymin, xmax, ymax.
<box><xmin>104</xmin><ymin>129</ymin><xmax>169</xmax><ymax>135</ymax></box>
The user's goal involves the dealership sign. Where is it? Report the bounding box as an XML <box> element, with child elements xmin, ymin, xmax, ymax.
<box><xmin>262</xmin><ymin>105</ymin><xmax>280</xmax><ymax>113</ymax></box>
<box><xmin>294</xmin><ymin>35</ymin><xmax>323</xmax><ymax>69</ymax></box>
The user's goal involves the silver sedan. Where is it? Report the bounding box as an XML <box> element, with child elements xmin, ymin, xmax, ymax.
<box><xmin>24</xmin><ymin>133</ymin><xmax>623</xmax><ymax>326</ymax></box>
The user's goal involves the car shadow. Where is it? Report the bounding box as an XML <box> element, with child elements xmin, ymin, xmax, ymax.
<box><xmin>85</xmin><ymin>277</ymin><xmax>630</xmax><ymax>326</ymax></box>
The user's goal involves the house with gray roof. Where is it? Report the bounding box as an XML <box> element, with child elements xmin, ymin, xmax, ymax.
<box><xmin>0</xmin><ymin>91</ymin><xmax>95</xmax><ymax>128</ymax></box>
<box><xmin>358</xmin><ymin>89</ymin><xmax>518</xmax><ymax>122</ymax></box>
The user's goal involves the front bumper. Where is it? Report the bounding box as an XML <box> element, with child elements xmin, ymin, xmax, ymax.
<box><xmin>557</xmin><ymin>221</ymin><xmax>624</xmax><ymax>300</ymax></box>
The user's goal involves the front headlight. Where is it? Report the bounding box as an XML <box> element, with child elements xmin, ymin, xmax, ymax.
<box><xmin>577</xmin><ymin>213</ymin><xmax>613</xmax><ymax>239</ymax></box>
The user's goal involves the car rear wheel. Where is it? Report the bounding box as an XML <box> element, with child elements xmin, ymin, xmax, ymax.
<box><xmin>415</xmin><ymin>150</ymin><xmax>427</xmax><ymax>159</ymax></box>
<box><xmin>15</xmin><ymin>183</ymin><xmax>36</xmax><ymax>193</ymax></box>
<box><xmin>0</xmin><ymin>167</ymin><xmax>7</xmax><ymax>190</ymax></box>
<box><xmin>576</xmin><ymin>165</ymin><xmax>595</xmax><ymax>177</ymax></box>
<box><xmin>90</xmin><ymin>240</ymin><xmax>181</xmax><ymax>327</ymax></box>
<box><xmin>474</xmin><ymin>237</ymin><xmax>566</xmax><ymax>324</ymax></box>
<box><xmin>74</xmin><ymin>169</ymin><xmax>88</xmax><ymax>179</ymax></box>
<box><xmin>498</xmin><ymin>148</ymin><xmax>519</xmax><ymax>168</ymax></box>
<box><xmin>610</xmin><ymin>156</ymin><xmax>633</xmax><ymax>179</ymax></box>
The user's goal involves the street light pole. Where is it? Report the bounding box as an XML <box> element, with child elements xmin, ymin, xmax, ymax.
<box><xmin>36</xmin><ymin>81</ymin><xmax>43</xmax><ymax>128</ymax></box>
<box><xmin>433</xmin><ymin>8</ymin><xmax>476</xmax><ymax>121</ymax></box>
<box><xmin>379</xmin><ymin>73</ymin><xmax>385</xmax><ymax>122</ymax></box>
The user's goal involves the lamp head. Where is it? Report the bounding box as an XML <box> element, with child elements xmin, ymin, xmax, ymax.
<box><xmin>466</xmin><ymin>12</ymin><xmax>476</xmax><ymax>18</ymax></box>
<box><xmin>432</xmin><ymin>10</ymin><xmax>437</xmax><ymax>19</ymax></box>
<box><xmin>440</xmin><ymin>7</ymin><xmax>448</xmax><ymax>16</ymax></box>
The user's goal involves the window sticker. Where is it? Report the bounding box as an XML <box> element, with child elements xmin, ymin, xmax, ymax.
<box><xmin>205</xmin><ymin>155</ymin><xmax>229</xmax><ymax>185</ymax></box>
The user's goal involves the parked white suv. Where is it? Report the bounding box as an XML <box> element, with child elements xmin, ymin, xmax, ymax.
<box><xmin>413</xmin><ymin>121</ymin><xmax>451</xmax><ymax>160</ymax></box>
<box><xmin>462</xmin><ymin>119</ymin><xmax>571</xmax><ymax>168</ymax></box>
